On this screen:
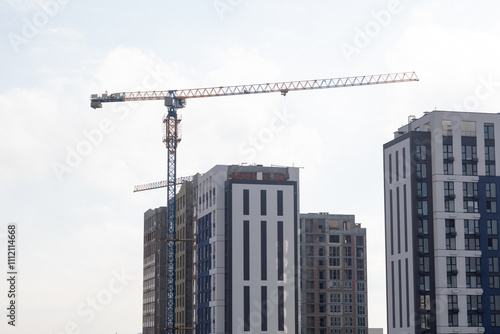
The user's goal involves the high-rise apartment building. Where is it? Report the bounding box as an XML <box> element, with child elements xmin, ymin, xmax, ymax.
<box><xmin>175</xmin><ymin>181</ymin><xmax>195</xmax><ymax>333</ymax></box>
<box><xmin>384</xmin><ymin>111</ymin><xmax>500</xmax><ymax>334</ymax></box>
<box><xmin>143</xmin><ymin>207</ymin><xmax>168</xmax><ymax>334</ymax></box>
<box><xmin>143</xmin><ymin>164</ymin><xmax>300</xmax><ymax>334</ymax></box>
<box><xmin>300</xmin><ymin>213</ymin><xmax>368</xmax><ymax>334</ymax></box>
<box><xmin>194</xmin><ymin>164</ymin><xmax>300</xmax><ymax>334</ymax></box>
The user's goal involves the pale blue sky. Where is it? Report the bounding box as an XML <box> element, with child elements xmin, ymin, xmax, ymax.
<box><xmin>2</xmin><ymin>1</ymin><xmax>500</xmax><ymax>333</ymax></box>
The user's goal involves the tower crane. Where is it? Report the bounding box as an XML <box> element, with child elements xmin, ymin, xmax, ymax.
<box><xmin>90</xmin><ymin>71</ymin><xmax>418</xmax><ymax>333</ymax></box>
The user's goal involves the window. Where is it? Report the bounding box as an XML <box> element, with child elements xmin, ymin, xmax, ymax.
<box><xmin>467</xmin><ymin>295</ymin><xmax>483</xmax><ymax>327</ymax></box>
<box><xmin>463</xmin><ymin>182</ymin><xmax>478</xmax><ymax>198</ymax></box>
<box><xmin>489</xmin><ymin>257</ymin><xmax>499</xmax><ymax>273</ymax></box>
<box><xmin>490</xmin><ymin>237</ymin><xmax>500</xmax><ymax>251</ymax></box>
<box><xmin>465</xmin><ymin>237</ymin><xmax>480</xmax><ymax>250</ymax></box>
<box><xmin>358</xmin><ymin>305</ymin><xmax>366</xmax><ymax>315</ymax></box>
<box><xmin>464</xmin><ymin>200</ymin><xmax>479</xmax><ymax>213</ymax></box>
<box><xmin>491</xmin><ymin>295</ymin><xmax>500</xmax><ymax>311</ymax></box>
<box><xmin>444</xmin><ymin>182</ymin><xmax>454</xmax><ymax>196</ymax></box>
<box><xmin>491</xmin><ymin>276</ymin><xmax>500</xmax><ymax>289</ymax></box>
<box><xmin>467</xmin><ymin>295</ymin><xmax>482</xmax><ymax>311</ymax></box>
<box><xmin>417</xmin><ymin>182</ymin><xmax>427</xmax><ymax>197</ymax></box>
<box><xmin>443</xmin><ymin>144</ymin><xmax>453</xmax><ymax>159</ymax></box>
<box><xmin>446</xmin><ymin>219</ymin><xmax>456</xmax><ymax>234</ymax></box>
<box><xmin>243</xmin><ymin>189</ymin><xmax>249</xmax><ymax>215</ymax></box>
<box><xmin>486</xmin><ymin>164</ymin><xmax>496</xmax><ymax>176</ymax></box>
<box><xmin>329</xmin><ymin>235</ymin><xmax>340</xmax><ymax>243</ymax></box>
<box><xmin>445</xmin><ymin>199</ymin><xmax>455</xmax><ymax>212</ymax></box>
<box><xmin>416</xmin><ymin>163</ymin><xmax>427</xmax><ymax>179</ymax></box>
<box><xmin>344</xmin><ymin>270</ymin><xmax>352</xmax><ymax>280</ymax></box>
<box><xmin>461</xmin><ymin>121</ymin><xmax>476</xmax><ymax>137</ymax></box>
<box><xmin>462</xmin><ymin>144</ymin><xmax>478</xmax><ymax>160</ymax></box>
<box><xmin>466</xmin><ymin>257</ymin><xmax>481</xmax><ymax>273</ymax></box>
<box><xmin>419</xmin><ymin>238</ymin><xmax>429</xmax><ymax>254</ymax></box>
<box><xmin>485</xmin><ymin>123</ymin><xmax>495</xmax><ymax>139</ymax></box>
<box><xmin>418</xmin><ymin>219</ymin><xmax>429</xmax><ymax>235</ymax></box>
<box><xmin>444</xmin><ymin>162</ymin><xmax>454</xmax><ymax>175</ymax></box>
<box><xmin>330</xmin><ymin>269</ymin><xmax>340</xmax><ymax>280</ymax></box>
<box><xmin>416</xmin><ymin>145</ymin><xmax>427</xmax><ymax>160</ymax></box>
<box><xmin>448</xmin><ymin>295</ymin><xmax>459</xmax><ymax>327</ymax></box>
<box><xmin>446</xmin><ymin>219</ymin><xmax>456</xmax><ymax>250</ymax></box>
<box><xmin>488</xmin><ymin>220</ymin><xmax>499</xmax><ymax>235</ymax></box>
<box><xmin>443</xmin><ymin>120</ymin><xmax>453</xmax><ymax>136</ymax></box>
<box><xmin>465</xmin><ymin>219</ymin><xmax>480</xmax><ymax>234</ymax></box>
<box><xmin>420</xmin><ymin>257</ymin><xmax>430</xmax><ymax>273</ymax></box>
<box><xmin>417</xmin><ymin>201</ymin><xmax>428</xmax><ymax>216</ymax></box>
<box><xmin>487</xmin><ymin>183</ymin><xmax>497</xmax><ymax>198</ymax></box>
<box><xmin>486</xmin><ymin>146</ymin><xmax>496</xmax><ymax>161</ymax></box>
<box><xmin>462</xmin><ymin>163</ymin><xmax>478</xmax><ymax>176</ymax></box>
<box><xmin>277</xmin><ymin>190</ymin><xmax>283</xmax><ymax>216</ymax></box>
<box><xmin>487</xmin><ymin>200</ymin><xmax>497</xmax><ymax>213</ymax></box>
<box><xmin>447</xmin><ymin>257</ymin><xmax>457</xmax><ymax>273</ymax></box>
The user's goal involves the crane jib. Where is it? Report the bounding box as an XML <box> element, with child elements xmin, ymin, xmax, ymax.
<box><xmin>90</xmin><ymin>71</ymin><xmax>418</xmax><ymax>107</ymax></box>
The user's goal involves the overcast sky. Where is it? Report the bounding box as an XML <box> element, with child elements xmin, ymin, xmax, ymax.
<box><xmin>2</xmin><ymin>1</ymin><xmax>500</xmax><ymax>333</ymax></box>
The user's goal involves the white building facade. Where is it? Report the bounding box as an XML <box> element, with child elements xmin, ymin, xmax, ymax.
<box><xmin>195</xmin><ymin>164</ymin><xmax>300</xmax><ymax>334</ymax></box>
<box><xmin>384</xmin><ymin>111</ymin><xmax>500</xmax><ymax>334</ymax></box>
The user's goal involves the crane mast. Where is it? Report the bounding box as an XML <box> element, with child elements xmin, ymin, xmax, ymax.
<box><xmin>90</xmin><ymin>71</ymin><xmax>418</xmax><ymax>334</ymax></box>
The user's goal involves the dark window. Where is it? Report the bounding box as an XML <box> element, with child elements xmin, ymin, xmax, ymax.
<box><xmin>260</xmin><ymin>190</ymin><xmax>267</xmax><ymax>215</ymax></box>
<box><xmin>277</xmin><ymin>190</ymin><xmax>283</xmax><ymax>216</ymax></box>
<box><xmin>396</xmin><ymin>151</ymin><xmax>399</xmax><ymax>181</ymax></box>
<box><xmin>261</xmin><ymin>286</ymin><xmax>267</xmax><ymax>331</ymax></box>
<box><xmin>261</xmin><ymin>221</ymin><xmax>267</xmax><ymax>280</ymax></box>
<box><xmin>329</xmin><ymin>234</ymin><xmax>340</xmax><ymax>243</ymax></box>
<box><xmin>243</xmin><ymin>189</ymin><xmax>249</xmax><ymax>215</ymax></box>
<box><xmin>244</xmin><ymin>220</ymin><xmax>249</xmax><ymax>280</ymax></box>
<box><xmin>278</xmin><ymin>286</ymin><xmax>284</xmax><ymax>331</ymax></box>
<box><xmin>403</xmin><ymin>148</ymin><xmax>406</xmax><ymax>178</ymax></box>
<box><xmin>389</xmin><ymin>154</ymin><xmax>392</xmax><ymax>184</ymax></box>
<box><xmin>277</xmin><ymin>221</ymin><xmax>283</xmax><ymax>281</ymax></box>
<box><xmin>244</xmin><ymin>286</ymin><xmax>250</xmax><ymax>331</ymax></box>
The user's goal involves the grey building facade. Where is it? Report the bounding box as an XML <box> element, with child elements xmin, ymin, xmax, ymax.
<box><xmin>143</xmin><ymin>207</ymin><xmax>168</xmax><ymax>334</ymax></box>
<box><xmin>300</xmin><ymin>213</ymin><xmax>368</xmax><ymax>334</ymax></box>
